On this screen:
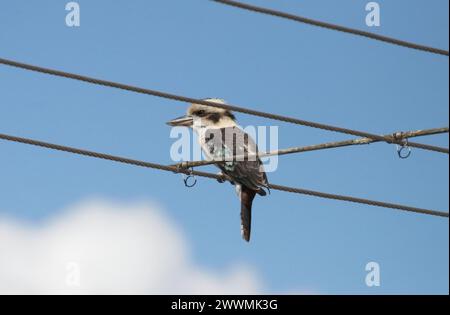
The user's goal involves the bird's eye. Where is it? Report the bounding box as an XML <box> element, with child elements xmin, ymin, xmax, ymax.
<box><xmin>195</xmin><ymin>110</ymin><xmax>206</xmax><ymax>116</ymax></box>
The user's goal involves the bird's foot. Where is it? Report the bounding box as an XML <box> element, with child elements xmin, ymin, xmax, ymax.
<box><xmin>216</xmin><ymin>172</ymin><xmax>226</xmax><ymax>183</ymax></box>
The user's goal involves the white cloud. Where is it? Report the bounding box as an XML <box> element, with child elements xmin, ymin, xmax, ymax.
<box><xmin>0</xmin><ymin>200</ymin><xmax>263</xmax><ymax>295</ymax></box>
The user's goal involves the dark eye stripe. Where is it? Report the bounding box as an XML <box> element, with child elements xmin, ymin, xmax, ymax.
<box><xmin>194</xmin><ymin>110</ymin><xmax>206</xmax><ymax>116</ymax></box>
<box><xmin>207</xmin><ymin>113</ymin><xmax>221</xmax><ymax>123</ymax></box>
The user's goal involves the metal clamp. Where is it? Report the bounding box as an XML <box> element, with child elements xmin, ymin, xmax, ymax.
<box><xmin>393</xmin><ymin>133</ymin><xmax>412</xmax><ymax>159</ymax></box>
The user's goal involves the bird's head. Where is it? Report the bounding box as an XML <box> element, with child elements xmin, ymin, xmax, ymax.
<box><xmin>167</xmin><ymin>98</ymin><xmax>236</xmax><ymax>129</ymax></box>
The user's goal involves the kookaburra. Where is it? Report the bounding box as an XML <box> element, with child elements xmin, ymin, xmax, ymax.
<box><xmin>167</xmin><ymin>98</ymin><xmax>269</xmax><ymax>242</ymax></box>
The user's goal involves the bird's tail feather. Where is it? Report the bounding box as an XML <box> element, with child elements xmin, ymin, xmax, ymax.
<box><xmin>240</xmin><ymin>186</ymin><xmax>256</xmax><ymax>242</ymax></box>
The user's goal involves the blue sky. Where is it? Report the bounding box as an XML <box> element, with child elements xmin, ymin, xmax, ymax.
<box><xmin>0</xmin><ymin>0</ymin><xmax>448</xmax><ymax>294</ymax></box>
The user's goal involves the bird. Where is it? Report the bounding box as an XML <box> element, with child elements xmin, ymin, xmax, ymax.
<box><xmin>167</xmin><ymin>98</ymin><xmax>269</xmax><ymax>242</ymax></box>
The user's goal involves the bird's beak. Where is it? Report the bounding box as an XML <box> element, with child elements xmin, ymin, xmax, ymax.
<box><xmin>166</xmin><ymin>115</ymin><xmax>194</xmax><ymax>127</ymax></box>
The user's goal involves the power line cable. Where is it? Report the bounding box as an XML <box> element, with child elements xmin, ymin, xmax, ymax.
<box><xmin>211</xmin><ymin>0</ymin><xmax>449</xmax><ymax>57</ymax></box>
<box><xmin>0</xmin><ymin>132</ymin><xmax>448</xmax><ymax>218</ymax></box>
<box><xmin>0</xmin><ymin>57</ymin><xmax>448</xmax><ymax>155</ymax></box>
<box><xmin>176</xmin><ymin>127</ymin><xmax>450</xmax><ymax>169</ymax></box>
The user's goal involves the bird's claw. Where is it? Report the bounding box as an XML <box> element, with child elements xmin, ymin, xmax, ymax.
<box><xmin>216</xmin><ymin>172</ymin><xmax>226</xmax><ymax>183</ymax></box>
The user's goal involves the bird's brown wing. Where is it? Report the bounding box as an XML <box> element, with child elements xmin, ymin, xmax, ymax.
<box><xmin>206</xmin><ymin>127</ymin><xmax>269</xmax><ymax>193</ymax></box>
<box><xmin>203</xmin><ymin>126</ymin><xmax>269</xmax><ymax>242</ymax></box>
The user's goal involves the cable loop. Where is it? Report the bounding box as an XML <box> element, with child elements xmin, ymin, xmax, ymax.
<box><xmin>178</xmin><ymin>164</ymin><xmax>197</xmax><ymax>188</ymax></box>
<box><xmin>397</xmin><ymin>142</ymin><xmax>412</xmax><ymax>159</ymax></box>
<box><xmin>393</xmin><ymin>132</ymin><xmax>412</xmax><ymax>159</ymax></box>
<box><xmin>183</xmin><ymin>171</ymin><xmax>197</xmax><ymax>188</ymax></box>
